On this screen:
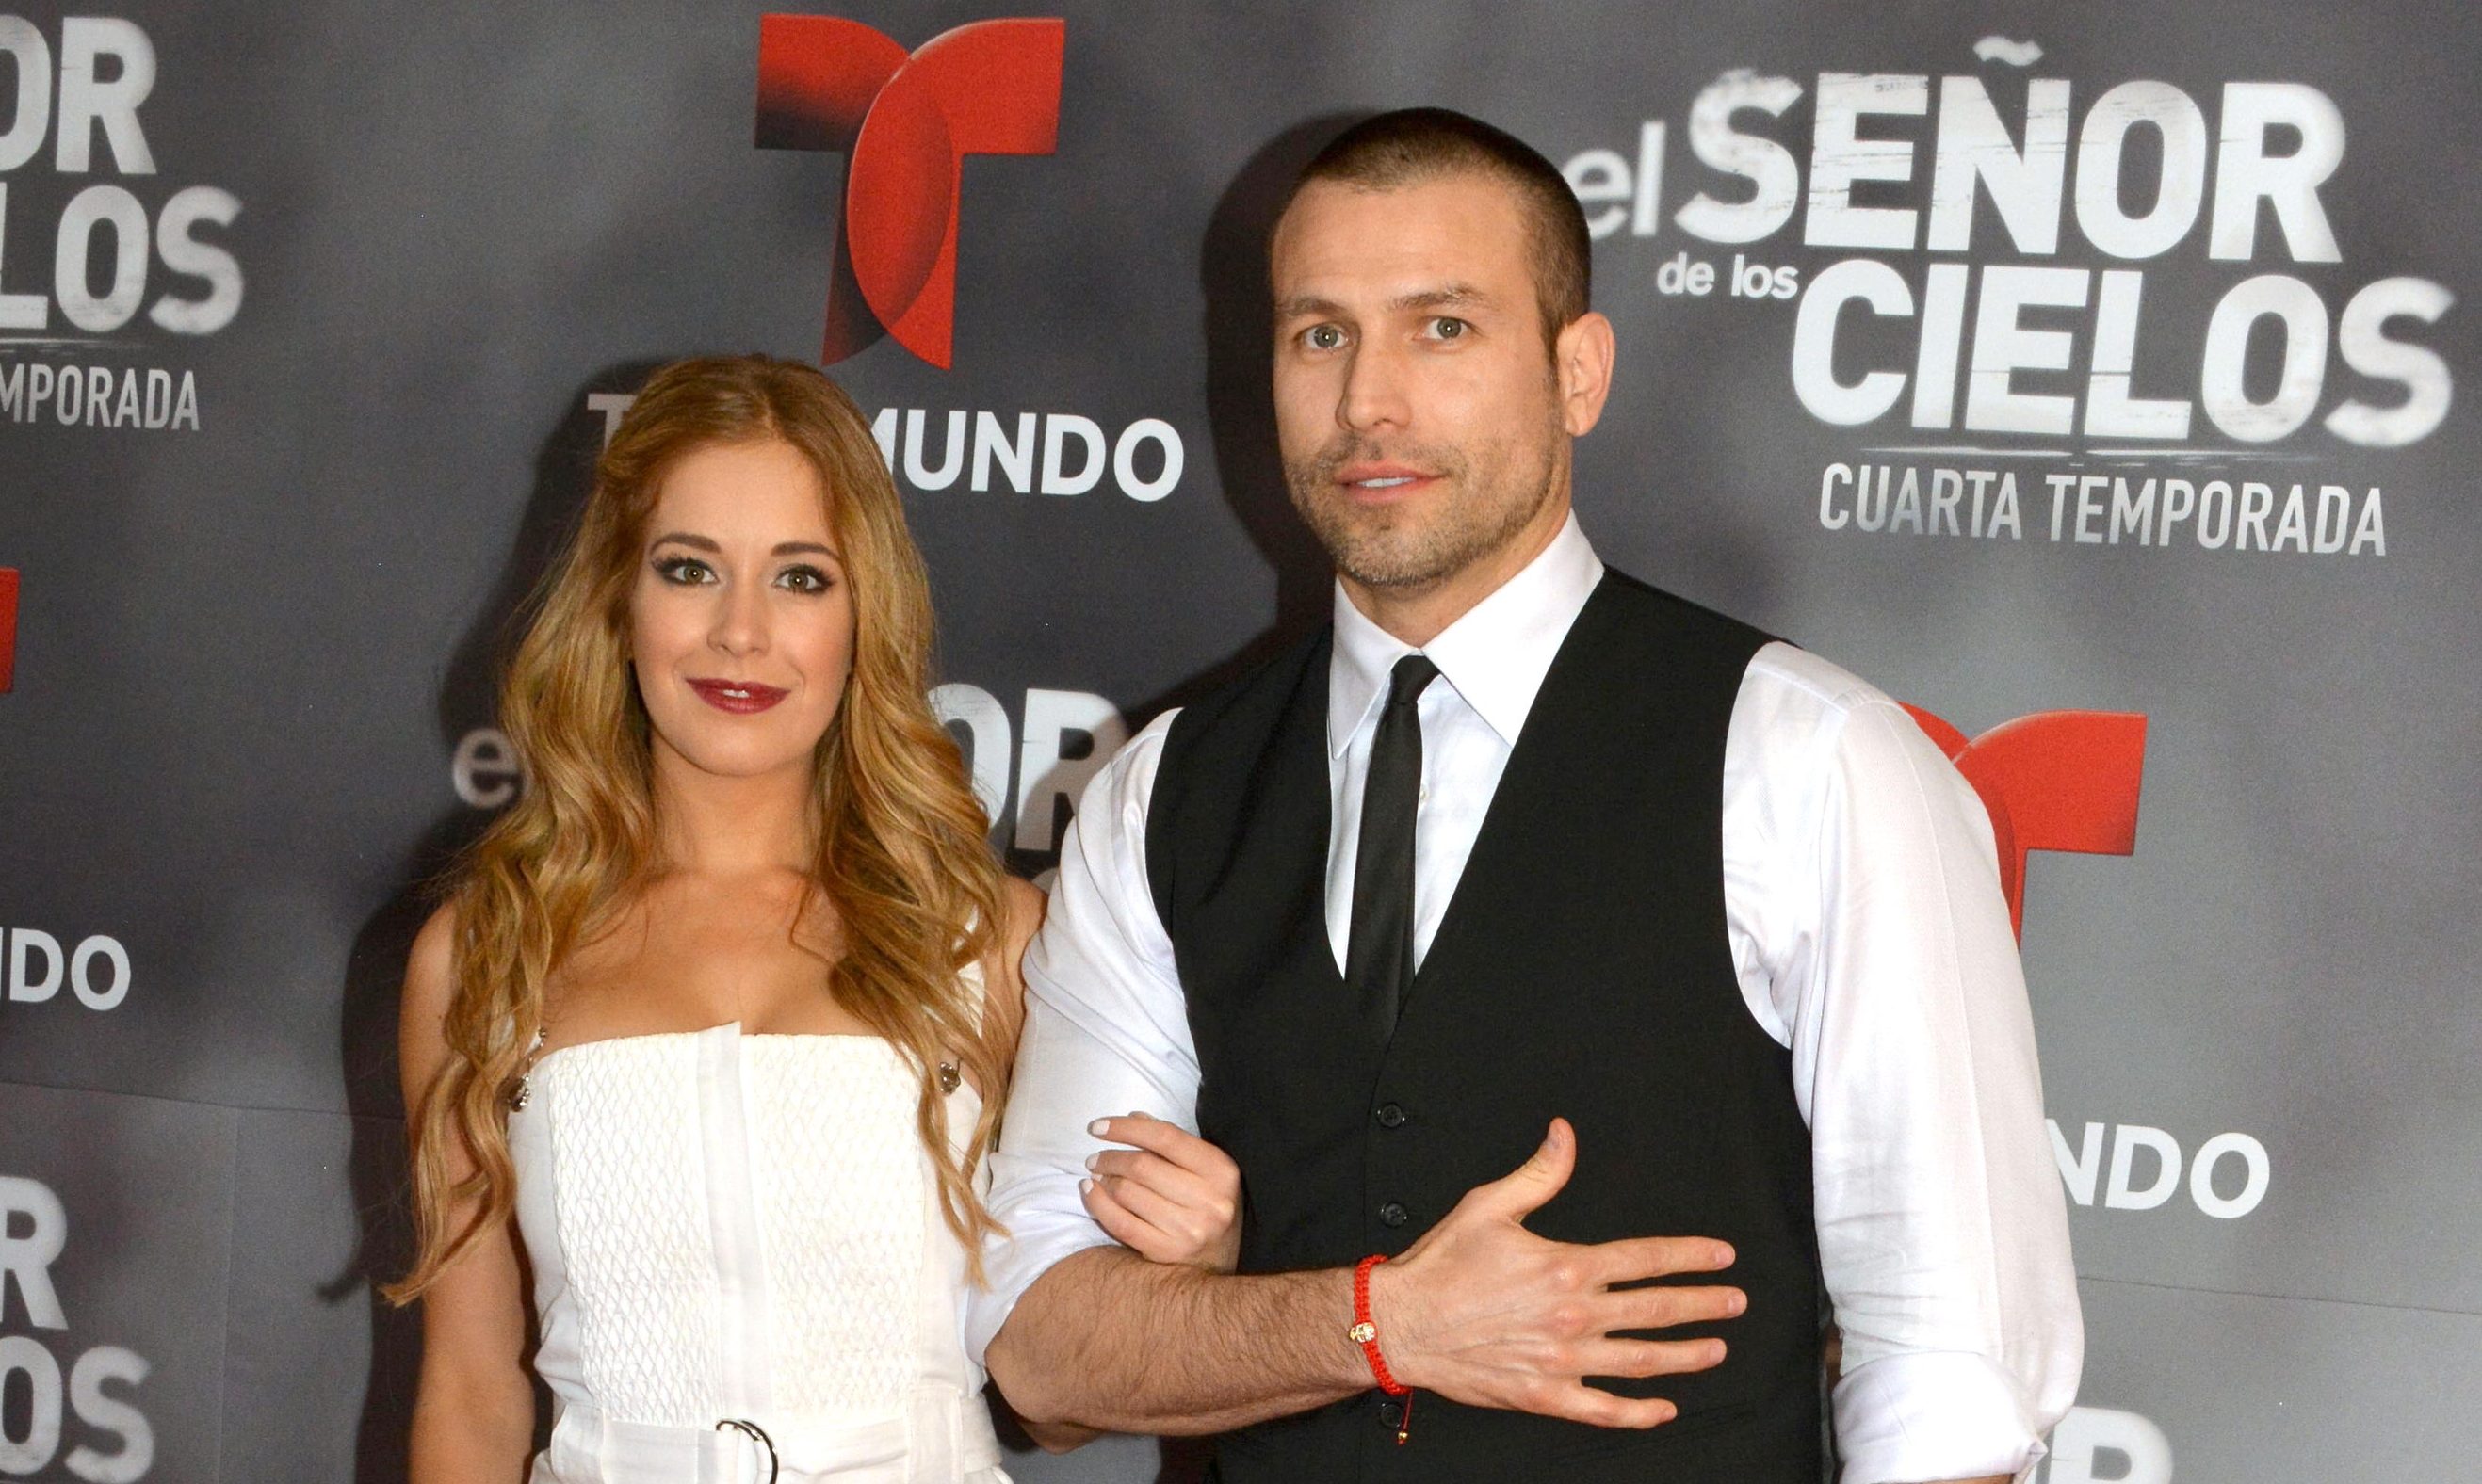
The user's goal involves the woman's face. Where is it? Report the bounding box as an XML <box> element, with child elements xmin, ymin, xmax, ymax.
<box><xmin>628</xmin><ymin>437</ymin><xmax>856</xmax><ymax>784</ymax></box>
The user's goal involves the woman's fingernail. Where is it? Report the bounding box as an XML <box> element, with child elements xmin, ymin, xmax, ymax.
<box><xmin>1079</xmin><ymin>1177</ymin><xmax>1094</xmax><ymax>1195</ymax></box>
<box><xmin>1086</xmin><ymin>1119</ymin><xmax>1110</xmax><ymax>1137</ymax></box>
<box><xmin>1083</xmin><ymin>1153</ymin><xmax>1100</xmax><ymax>1171</ymax></box>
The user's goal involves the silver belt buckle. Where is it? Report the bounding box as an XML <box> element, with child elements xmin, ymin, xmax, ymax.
<box><xmin>714</xmin><ymin>1417</ymin><xmax>779</xmax><ymax>1484</ymax></box>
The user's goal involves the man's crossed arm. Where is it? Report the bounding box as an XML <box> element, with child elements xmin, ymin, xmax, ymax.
<box><xmin>987</xmin><ymin>1116</ymin><xmax>1743</xmax><ymax>1435</ymax></box>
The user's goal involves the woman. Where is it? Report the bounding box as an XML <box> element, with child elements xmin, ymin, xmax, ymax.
<box><xmin>389</xmin><ymin>355</ymin><xmax>1237</xmax><ymax>1482</ymax></box>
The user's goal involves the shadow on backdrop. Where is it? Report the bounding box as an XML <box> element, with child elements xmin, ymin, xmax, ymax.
<box><xmin>1124</xmin><ymin>110</ymin><xmax>1371</xmax><ymax>734</ymax></box>
<box><xmin>333</xmin><ymin>362</ymin><xmax>660</xmax><ymax>1480</ymax></box>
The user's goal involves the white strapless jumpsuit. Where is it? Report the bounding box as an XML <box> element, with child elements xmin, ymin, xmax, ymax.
<box><xmin>508</xmin><ymin>1009</ymin><xmax>1010</xmax><ymax>1484</ymax></box>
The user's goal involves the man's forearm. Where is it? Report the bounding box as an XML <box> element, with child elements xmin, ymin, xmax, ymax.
<box><xmin>988</xmin><ymin>1245</ymin><xmax>1367</xmax><ymax>1434</ymax></box>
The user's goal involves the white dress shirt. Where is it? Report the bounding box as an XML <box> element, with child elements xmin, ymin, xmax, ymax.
<box><xmin>971</xmin><ymin>514</ymin><xmax>2083</xmax><ymax>1483</ymax></box>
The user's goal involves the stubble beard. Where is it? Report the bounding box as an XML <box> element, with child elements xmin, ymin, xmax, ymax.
<box><xmin>1285</xmin><ymin>427</ymin><xmax>1564</xmax><ymax>593</ymax></box>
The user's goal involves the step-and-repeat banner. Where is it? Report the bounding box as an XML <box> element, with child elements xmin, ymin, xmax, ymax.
<box><xmin>2</xmin><ymin>2</ymin><xmax>2474</xmax><ymax>1478</ymax></box>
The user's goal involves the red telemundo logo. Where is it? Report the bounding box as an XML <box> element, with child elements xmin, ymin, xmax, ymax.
<box><xmin>0</xmin><ymin>567</ymin><xmax>17</xmax><ymax>692</ymax></box>
<box><xmin>1905</xmin><ymin>705</ymin><xmax>2149</xmax><ymax>940</ymax></box>
<box><xmin>756</xmin><ymin>16</ymin><xmax>1065</xmax><ymax>369</ymax></box>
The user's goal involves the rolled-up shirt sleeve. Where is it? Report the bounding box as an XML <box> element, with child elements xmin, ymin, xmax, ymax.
<box><xmin>1724</xmin><ymin>644</ymin><xmax>2084</xmax><ymax>1484</ymax></box>
<box><xmin>965</xmin><ymin>710</ymin><xmax>1203</xmax><ymax>1363</ymax></box>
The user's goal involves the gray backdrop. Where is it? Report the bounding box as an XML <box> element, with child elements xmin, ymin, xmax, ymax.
<box><xmin>1</xmin><ymin>1</ymin><xmax>2474</xmax><ymax>1479</ymax></box>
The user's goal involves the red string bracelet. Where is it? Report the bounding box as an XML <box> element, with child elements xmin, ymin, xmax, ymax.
<box><xmin>1349</xmin><ymin>1254</ymin><xmax>1413</xmax><ymax>1444</ymax></box>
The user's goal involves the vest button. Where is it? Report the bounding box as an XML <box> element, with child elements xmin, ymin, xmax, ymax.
<box><xmin>1377</xmin><ymin>1201</ymin><xmax>1409</xmax><ymax>1227</ymax></box>
<box><xmin>1374</xmin><ymin>1102</ymin><xmax>1407</xmax><ymax>1129</ymax></box>
<box><xmin>1376</xmin><ymin>1397</ymin><xmax>1404</xmax><ymax>1430</ymax></box>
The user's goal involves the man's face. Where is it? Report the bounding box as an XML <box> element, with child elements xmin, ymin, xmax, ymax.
<box><xmin>1271</xmin><ymin>173</ymin><xmax>1570</xmax><ymax>594</ymax></box>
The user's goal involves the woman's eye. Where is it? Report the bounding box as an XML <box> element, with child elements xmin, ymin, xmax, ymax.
<box><xmin>776</xmin><ymin>564</ymin><xmax>834</xmax><ymax>594</ymax></box>
<box><xmin>653</xmin><ymin>556</ymin><xmax>713</xmax><ymax>584</ymax></box>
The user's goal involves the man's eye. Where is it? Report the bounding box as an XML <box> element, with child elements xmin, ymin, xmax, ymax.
<box><xmin>654</xmin><ymin>556</ymin><xmax>713</xmax><ymax>584</ymax></box>
<box><xmin>1304</xmin><ymin>324</ymin><xmax>1345</xmax><ymax>351</ymax></box>
<box><xmin>1428</xmin><ymin>316</ymin><xmax>1468</xmax><ymax>340</ymax></box>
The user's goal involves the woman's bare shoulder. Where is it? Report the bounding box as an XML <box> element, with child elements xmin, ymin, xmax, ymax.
<box><xmin>1000</xmin><ymin>874</ymin><xmax>1046</xmax><ymax>951</ymax></box>
<box><xmin>405</xmin><ymin>902</ymin><xmax>461</xmax><ymax>1023</ymax></box>
<box><xmin>979</xmin><ymin>876</ymin><xmax>1046</xmax><ymax>1046</ymax></box>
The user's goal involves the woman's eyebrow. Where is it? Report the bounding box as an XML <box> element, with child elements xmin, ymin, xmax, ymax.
<box><xmin>646</xmin><ymin>533</ymin><xmax>837</xmax><ymax>559</ymax></box>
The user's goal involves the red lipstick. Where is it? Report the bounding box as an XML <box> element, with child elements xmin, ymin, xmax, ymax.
<box><xmin>689</xmin><ymin>678</ymin><xmax>790</xmax><ymax>715</ymax></box>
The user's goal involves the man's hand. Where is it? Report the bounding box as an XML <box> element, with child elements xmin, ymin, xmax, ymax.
<box><xmin>1367</xmin><ymin>1117</ymin><xmax>1744</xmax><ymax>1428</ymax></box>
<box><xmin>1082</xmin><ymin>1112</ymin><xmax>1243</xmax><ymax>1272</ymax></box>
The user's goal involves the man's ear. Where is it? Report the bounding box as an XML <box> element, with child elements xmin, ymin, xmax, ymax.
<box><xmin>1554</xmin><ymin>311</ymin><xmax>1616</xmax><ymax>437</ymax></box>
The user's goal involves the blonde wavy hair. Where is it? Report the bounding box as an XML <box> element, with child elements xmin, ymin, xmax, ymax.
<box><xmin>387</xmin><ymin>355</ymin><xmax>1010</xmax><ymax>1303</ymax></box>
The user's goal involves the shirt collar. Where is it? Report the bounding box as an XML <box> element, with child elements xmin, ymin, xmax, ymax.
<box><xmin>1327</xmin><ymin>512</ymin><xmax>1605</xmax><ymax>757</ymax></box>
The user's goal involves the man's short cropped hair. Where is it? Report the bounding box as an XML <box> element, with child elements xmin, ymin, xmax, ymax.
<box><xmin>1288</xmin><ymin>107</ymin><xmax>1592</xmax><ymax>347</ymax></box>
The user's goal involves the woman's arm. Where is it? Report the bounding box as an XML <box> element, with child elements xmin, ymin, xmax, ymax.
<box><xmin>981</xmin><ymin>877</ymin><xmax>1046</xmax><ymax>1068</ymax></box>
<box><xmin>400</xmin><ymin>906</ymin><xmax>537</xmax><ymax>1484</ymax></box>
<box><xmin>981</xmin><ymin>879</ymin><xmax>1101</xmax><ymax>1451</ymax></box>
<box><xmin>987</xmin><ymin>876</ymin><xmax>1244</xmax><ymax>1270</ymax></box>
<box><xmin>981</xmin><ymin>878</ymin><xmax>1106</xmax><ymax>1452</ymax></box>
<box><xmin>1079</xmin><ymin>1113</ymin><xmax>1241</xmax><ymax>1274</ymax></box>
<box><xmin>982</xmin><ymin>877</ymin><xmax>1256</xmax><ymax>1450</ymax></box>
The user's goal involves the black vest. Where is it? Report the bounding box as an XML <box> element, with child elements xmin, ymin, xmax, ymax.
<box><xmin>1147</xmin><ymin>572</ymin><xmax>1822</xmax><ymax>1482</ymax></box>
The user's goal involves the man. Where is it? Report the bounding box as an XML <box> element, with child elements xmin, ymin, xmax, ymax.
<box><xmin>970</xmin><ymin>108</ymin><xmax>2081</xmax><ymax>1483</ymax></box>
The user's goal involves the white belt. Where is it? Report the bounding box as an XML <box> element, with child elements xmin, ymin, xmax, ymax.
<box><xmin>538</xmin><ymin>1388</ymin><xmax>1003</xmax><ymax>1484</ymax></box>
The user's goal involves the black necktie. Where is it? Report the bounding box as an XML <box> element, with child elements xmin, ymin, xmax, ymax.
<box><xmin>1347</xmin><ymin>653</ymin><xmax>1439</xmax><ymax>1037</ymax></box>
